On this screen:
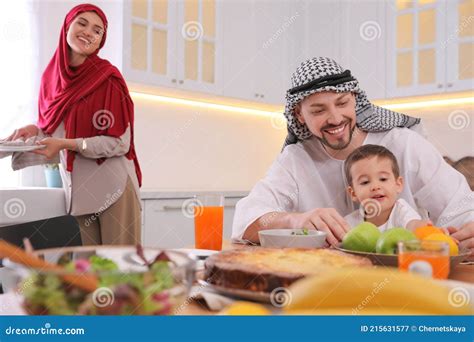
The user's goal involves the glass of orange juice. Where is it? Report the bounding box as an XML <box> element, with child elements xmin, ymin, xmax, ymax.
<box><xmin>193</xmin><ymin>194</ymin><xmax>224</xmax><ymax>251</ymax></box>
<box><xmin>398</xmin><ymin>240</ymin><xmax>450</xmax><ymax>279</ymax></box>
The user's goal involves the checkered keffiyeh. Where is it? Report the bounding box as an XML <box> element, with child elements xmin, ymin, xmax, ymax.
<box><xmin>283</xmin><ymin>57</ymin><xmax>421</xmax><ymax>147</ymax></box>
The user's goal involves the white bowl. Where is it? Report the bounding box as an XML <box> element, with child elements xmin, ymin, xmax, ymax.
<box><xmin>258</xmin><ymin>229</ymin><xmax>327</xmax><ymax>248</ymax></box>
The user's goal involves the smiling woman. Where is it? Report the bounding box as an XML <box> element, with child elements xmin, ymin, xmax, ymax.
<box><xmin>2</xmin><ymin>4</ymin><xmax>142</xmax><ymax>246</ymax></box>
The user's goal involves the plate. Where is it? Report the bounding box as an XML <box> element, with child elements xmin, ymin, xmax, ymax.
<box><xmin>334</xmin><ymin>244</ymin><xmax>471</xmax><ymax>268</ymax></box>
<box><xmin>171</xmin><ymin>248</ymin><xmax>218</xmax><ymax>260</ymax></box>
<box><xmin>0</xmin><ymin>145</ymin><xmax>45</xmax><ymax>152</ymax></box>
<box><xmin>198</xmin><ymin>280</ymin><xmax>271</xmax><ymax>303</ymax></box>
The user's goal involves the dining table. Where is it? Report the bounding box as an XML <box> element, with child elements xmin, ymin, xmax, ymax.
<box><xmin>176</xmin><ymin>242</ymin><xmax>474</xmax><ymax>315</ymax></box>
<box><xmin>0</xmin><ymin>241</ymin><xmax>472</xmax><ymax>316</ymax></box>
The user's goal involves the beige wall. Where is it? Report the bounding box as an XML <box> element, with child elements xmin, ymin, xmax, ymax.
<box><xmin>133</xmin><ymin>97</ymin><xmax>287</xmax><ymax>190</ymax></box>
<box><xmin>134</xmin><ymin>98</ymin><xmax>473</xmax><ymax>190</ymax></box>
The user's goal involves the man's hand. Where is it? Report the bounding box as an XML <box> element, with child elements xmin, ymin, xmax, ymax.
<box><xmin>290</xmin><ymin>208</ymin><xmax>351</xmax><ymax>246</ymax></box>
<box><xmin>450</xmin><ymin>222</ymin><xmax>474</xmax><ymax>261</ymax></box>
<box><xmin>406</xmin><ymin>219</ymin><xmax>432</xmax><ymax>232</ymax></box>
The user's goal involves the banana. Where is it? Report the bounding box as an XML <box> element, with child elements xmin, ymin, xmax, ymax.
<box><xmin>284</xmin><ymin>267</ymin><xmax>472</xmax><ymax>315</ymax></box>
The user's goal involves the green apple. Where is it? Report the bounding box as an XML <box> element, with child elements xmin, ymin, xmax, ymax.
<box><xmin>342</xmin><ymin>222</ymin><xmax>381</xmax><ymax>253</ymax></box>
<box><xmin>375</xmin><ymin>227</ymin><xmax>417</xmax><ymax>254</ymax></box>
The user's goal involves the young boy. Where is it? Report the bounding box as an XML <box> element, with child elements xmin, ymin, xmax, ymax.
<box><xmin>344</xmin><ymin>144</ymin><xmax>430</xmax><ymax>232</ymax></box>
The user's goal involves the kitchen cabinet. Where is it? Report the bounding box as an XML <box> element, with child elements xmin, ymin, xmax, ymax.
<box><xmin>339</xmin><ymin>1</ymin><xmax>387</xmax><ymax>99</ymax></box>
<box><xmin>386</xmin><ymin>0</ymin><xmax>473</xmax><ymax>97</ymax></box>
<box><xmin>221</xmin><ymin>0</ymin><xmax>293</xmax><ymax>105</ymax></box>
<box><xmin>140</xmin><ymin>191</ymin><xmax>246</xmax><ymax>248</ymax></box>
<box><xmin>123</xmin><ymin>0</ymin><xmax>222</xmax><ymax>94</ymax></box>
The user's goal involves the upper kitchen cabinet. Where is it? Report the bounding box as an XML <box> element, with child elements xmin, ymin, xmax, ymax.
<box><xmin>123</xmin><ymin>0</ymin><xmax>222</xmax><ymax>94</ymax></box>
<box><xmin>339</xmin><ymin>1</ymin><xmax>387</xmax><ymax>100</ymax></box>
<box><xmin>221</xmin><ymin>0</ymin><xmax>293</xmax><ymax>105</ymax></box>
<box><xmin>446</xmin><ymin>0</ymin><xmax>474</xmax><ymax>92</ymax></box>
<box><xmin>387</xmin><ymin>0</ymin><xmax>473</xmax><ymax>97</ymax></box>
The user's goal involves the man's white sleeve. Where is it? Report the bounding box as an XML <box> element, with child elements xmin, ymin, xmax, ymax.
<box><xmin>405</xmin><ymin>131</ymin><xmax>474</xmax><ymax>228</ymax></box>
<box><xmin>231</xmin><ymin>153</ymin><xmax>299</xmax><ymax>241</ymax></box>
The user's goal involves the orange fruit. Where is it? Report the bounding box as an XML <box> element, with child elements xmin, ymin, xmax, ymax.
<box><xmin>424</xmin><ymin>233</ymin><xmax>459</xmax><ymax>256</ymax></box>
<box><xmin>414</xmin><ymin>225</ymin><xmax>444</xmax><ymax>240</ymax></box>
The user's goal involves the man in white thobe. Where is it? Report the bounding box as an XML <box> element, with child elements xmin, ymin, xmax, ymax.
<box><xmin>232</xmin><ymin>57</ymin><xmax>474</xmax><ymax>259</ymax></box>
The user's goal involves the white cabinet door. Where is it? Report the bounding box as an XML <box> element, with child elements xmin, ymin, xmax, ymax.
<box><xmin>386</xmin><ymin>0</ymin><xmax>447</xmax><ymax>97</ymax></box>
<box><xmin>123</xmin><ymin>0</ymin><xmax>221</xmax><ymax>95</ymax></box>
<box><xmin>220</xmin><ymin>0</ymin><xmax>259</xmax><ymax>102</ymax></box>
<box><xmin>339</xmin><ymin>1</ymin><xmax>387</xmax><ymax>100</ymax></box>
<box><xmin>175</xmin><ymin>0</ymin><xmax>222</xmax><ymax>94</ymax></box>
<box><xmin>123</xmin><ymin>0</ymin><xmax>179</xmax><ymax>88</ymax></box>
<box><xmin>300</xmin><ymin>0</ymin><xmax>341</xmax><ymax>72</ymax></box>
<box><xmin>142</xmin><ymin>196</ymin><xmax>242</xmax><ymax>248</ymax></box>
<box><xmin>445</xmin><ymin>0</ymin><xmax>474</xmax><ymax>92</ymax></box>
<box><xmin>143</xmin><ymin>198</ymin><xmax>195</xmax><ymax>248</ymax></box>
<box><xmin>252</xmin><ymin>0</ymin><xmax>292</xmax><ymax>105</ymax></box>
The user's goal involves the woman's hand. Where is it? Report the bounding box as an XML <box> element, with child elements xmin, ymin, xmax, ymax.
<box><xmin>5</xmin><ymin>124</ymin><xmax>39</xmax><ymax>141</ymax></box>
<box><xmin>33</xmin><ymin>137</ymin><xmax>77</xmax><ymax>160</ymax></box>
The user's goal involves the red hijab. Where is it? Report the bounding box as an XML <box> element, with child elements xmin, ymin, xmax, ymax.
<box><xmin>38</xmin><ymin>3</ymin><xmax>142</xmax><ymax>186</ymax></box>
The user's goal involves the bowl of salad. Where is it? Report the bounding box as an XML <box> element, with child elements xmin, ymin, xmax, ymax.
<box><xmin>258</xmin><ymin>228</ymin><xmax>328</xmax><ymax>248</ymax></box>
<box><xmin>3</xmin><ymin>245</ymin><xmax>196</xmax><ymax>315</ymax></box>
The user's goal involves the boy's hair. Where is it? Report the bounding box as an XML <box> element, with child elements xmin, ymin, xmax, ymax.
<box><xmin>453</xmin><ymin>156</ymin><xmax>474</xmax><ymax>191</ymax></box>
<box><xmin>344</xmin><ymin>144</ymin><xmax>400</xmax><ymax>185</ymax></box>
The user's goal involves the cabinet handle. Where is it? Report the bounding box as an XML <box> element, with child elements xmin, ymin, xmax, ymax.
<box><xmin>447</xmin><ymin>83</ymin><xmax>453</xmax><ymax>88</ymax></box>
<box><xmin>171</xmin><ymin>79</ymin><xmax>177</xmax><ymax>83</ymax></box>
<box><xmin>179</xmin><ymin>80</ymin><xmax>184</xmax><ymax>84</ymax></box>
<box><xmin>437</xmin><ymin>84</ymin><xmax>443</xmax><ymax>88</ymax></box>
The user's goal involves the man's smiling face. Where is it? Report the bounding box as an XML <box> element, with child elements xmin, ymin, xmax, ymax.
<box><xmin>295</xmin><ymin>91</ymin><xmax>357</xmax><ymax>150</ymax></box>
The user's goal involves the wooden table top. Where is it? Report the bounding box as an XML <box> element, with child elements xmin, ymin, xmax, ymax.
<box><xmin>178</xmin><ymin>242</ymin><xmax>473</xmax><ymax>315</ymax></box>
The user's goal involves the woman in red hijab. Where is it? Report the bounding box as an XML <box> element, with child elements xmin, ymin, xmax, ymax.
<box><xmin>9</xmin><ymin>4</ymin><xmax>142</xmax><ymax>245</ymax></box>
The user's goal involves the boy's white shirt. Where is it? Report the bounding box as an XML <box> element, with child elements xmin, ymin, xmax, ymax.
<box><xmin>344</xmin><ymin>198</ymin><xmax>422</xmax><ymax>232</ymax></box>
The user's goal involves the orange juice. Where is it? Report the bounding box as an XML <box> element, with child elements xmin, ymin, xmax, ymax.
<box><xmin>398</xmin><ymin>252</ymin><xmax>450</xmax><ymax>279</ymax></box>
<box><xmin>194</xmin><ymin>206</ymin><xmax>223</xmax><ymax>250</ymax></box>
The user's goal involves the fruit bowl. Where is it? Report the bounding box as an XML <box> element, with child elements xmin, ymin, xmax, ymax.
<box><xmin>2</xmin><ymin>245</ymin><xmax>196</xmax><ymax>315</ymax></box>
<box><xmin>335</xmin><ymin>244</ymin><xmax>471</xmax><ymax>268</ymax></box>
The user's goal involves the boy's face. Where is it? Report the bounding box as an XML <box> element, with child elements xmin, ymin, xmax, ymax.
<box><xmin>347</xmin><ymin>156</ymin><xmax>403</xmax><ymax>216</ymax></box>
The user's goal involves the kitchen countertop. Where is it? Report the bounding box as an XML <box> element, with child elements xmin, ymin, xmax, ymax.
<box><xmin>0</xmin><ymin>187</ymin><xmax>66</xmax><ymax>226</ymax></box>
<box><xmin>0</xmin><ymin>187</ymin><xmax>248</xmax><ymax>226</ymax></box>
<box><xmin>140</xmin><ymin>189</ymin><xmax>248</xmax><ymax>200</ymax></box>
